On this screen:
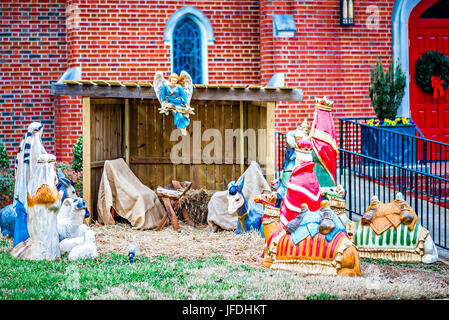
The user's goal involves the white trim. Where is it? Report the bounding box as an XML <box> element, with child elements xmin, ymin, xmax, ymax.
<box><xmin>286</xmin><ymin>183</ymin><xmax>321</xmax><ymax>202</ymax></box>
<box><xmin>164</xmin><ymin>6</ymin><xmax>214</xmax><ymax>84</ymax></box>
<box><xmin>280</xmin><ymin>214</ymin><xmax>289</xmax><ymax>227</ymax></box>
<box><xmin>392</xmin><ymin>0</ymin><xmax>421</xmax><ymax>117</ymax></box>
<box><xmin>283</xmin><ymin>196</ymin><xmax>303</xmax><ymax>214</ymax></box>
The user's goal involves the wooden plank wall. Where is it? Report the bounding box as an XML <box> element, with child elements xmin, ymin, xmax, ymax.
<box><xmin>89</xmin><ymin>98</ymin><xmax>124</xmax><ymax>219</ymax></box>
<box><xmin>128</xmin><ymin>99</ymin><xmax>267</xmax><ymax>191</ymax></box>
<box><xmin>87</xmin><ymin>98</ymin><xmax>269</xmax><ymax>219</ymax></box>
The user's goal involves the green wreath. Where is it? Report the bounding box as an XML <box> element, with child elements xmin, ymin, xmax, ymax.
<box><xmin>415</xmin><ymin>50</ymin><xmax>449</xmax><ymax>93</ymax></box>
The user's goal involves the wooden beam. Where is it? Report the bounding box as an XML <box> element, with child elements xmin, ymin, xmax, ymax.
<box><xmin>82</xmin><ymin>96</ymin><xmax>92</xmax><ymax>225</ymax></box>
<box><xmin>239</xmin><ymin>101</ymin><xmax>245</xmax><ymax>175</ymax></box>
<box><xmin>51</xmin><ymin>83</ymin><xmax>304</xmax><ymax>102</ymax></box>
<box><xmin>90</xmin><ymin>160</ymin><xmax>106</xmax><ymax>168</ymax></box>
<box><xmin>265</xmin><ymin>102</ymin><xmax>276</xmax><ymax>185</ymax></box>
<box><xmin>124</xmin><ymin>99</ymin><xmax>130</xmax><ymax>166</ymax></box>
<box><xmin>129</xmin><ymin>157</ymin><xmax>247</xmax><ymax>165</ymax></box>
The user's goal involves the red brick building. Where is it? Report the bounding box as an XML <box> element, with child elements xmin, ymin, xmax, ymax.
<box><xmin>1</xmin><ymin>0</ymin><xmax>448</xmax><ymax>164</ymax></box>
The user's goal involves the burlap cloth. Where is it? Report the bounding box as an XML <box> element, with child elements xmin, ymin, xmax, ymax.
<box><xmin>97</xmin><ymin>158</ymin><xmax>166</xmax><ymax>230</ymax></box>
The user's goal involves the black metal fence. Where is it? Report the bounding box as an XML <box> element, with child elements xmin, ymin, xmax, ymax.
<box><xmin>340</xmin><ymin>118</ymin><xmax>449</xmax><ymax>251</ymax></box>
<box><xmin>340</xmin><ymin>117</ymin><xmax>449</xmax><ymax>178</ymax></box>
<box><xmin>275</xmin><ymin>131</ymin><xmax>286</xmax><ymax>180</ymax></box>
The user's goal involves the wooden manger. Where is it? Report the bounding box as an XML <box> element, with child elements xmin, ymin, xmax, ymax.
<box><xmin>51</xmin><ymin>81</ymin><xmax>303</xmax><ymax>222</ymax></box>
<box><xmin>156</xmin><ymin>180</ymin><xmax>194</xmax><ymax>232</ymax></box>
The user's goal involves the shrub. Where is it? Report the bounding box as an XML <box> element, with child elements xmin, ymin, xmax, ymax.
<box><xmin>56</xmin><ymin>162</ymin><xmax>83</xmax><ymax>198</ymax></box>
<box><xmin>369</xmin><ymin>59</ymin><xmax>406</xmax><ymax>122</ymax></box>
<box><xmin>0</xmin><ymin>168</ymin><xmax>14</xmax><ymax>210</ymax></box>
<box><xmin>0</xmin><ymin>142</ymin><xmax>10</xmax><ymax>170</ymax></box>
<box><xmin>72</xmin><ymin>136</ymin><xmax>83</xmax><ymax>173</ymax></box>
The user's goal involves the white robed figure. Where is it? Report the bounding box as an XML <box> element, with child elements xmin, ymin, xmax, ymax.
<box><xmin>154</xmin><ymin>71</ymin><xmax>194</xmax><ymax>136</ymax></box>
<box><xmin>12</xmin><ymin>122</ymin><xmax>48</xmax><ymax>247</ymax></box>
<box><xmin>10</xmin><ymin>154</ymin><xmax>62</xmax><ymax>260</ymax></box>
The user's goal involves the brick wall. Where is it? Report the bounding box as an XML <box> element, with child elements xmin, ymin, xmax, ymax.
<box><xmin>53</xmin><ymin>0</ymin><xmax>262</xmax><ymax>162</ymax></box>
<box><xmin>73</xmin><ymin>0</ymin><xmax>260</xmax><ymax>82</ymax></box>
<box><xmin>5</xmin><ymin>0</ymin><xmax>398</xmax><ymax>165</ymax></box>
<box><xmin>259</xmin><ymin>0</ymin><xmax>395</xmax><ymax>134</ymax></box>
<box><xmin>0</xmin><ymin>0</ymin><xmax>68</xmax><ymax>164</ymax></box>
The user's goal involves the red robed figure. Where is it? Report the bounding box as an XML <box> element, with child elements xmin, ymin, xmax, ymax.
<box><xmin>310</xmin><ymin>98</ymin><xmax>337</xmax><ymax>186</ymax></box>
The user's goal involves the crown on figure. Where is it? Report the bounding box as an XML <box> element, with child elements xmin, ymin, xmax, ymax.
<box><xmin>295</xmin><ymin>139</ymin><xmax>313</xmax><ymax>154</ymax></box>
<box><xmin>315</xmin><ymin>96</ymin><xmax>333</xmax><ymax>111</ymax></box>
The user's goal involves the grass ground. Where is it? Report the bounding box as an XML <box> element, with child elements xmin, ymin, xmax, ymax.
<box><xmin>1</xmin><ymin>224</ymin><xmax>449</xmax><ymax>300</ymax></box>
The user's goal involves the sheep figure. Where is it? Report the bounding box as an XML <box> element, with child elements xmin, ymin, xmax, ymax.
<box><xmin>57</xmin><ymin>197</ymin><xmax>90</xmax><ymax>241</ymax></box>
<box><xmin>59</xmin><ymin>224</ymin><xmax>90</xmax><ymax>254</ymax></box>
<box><xmin>68</xmin><ymin>229</ymin><xmax>98</xmax><ymax>260</ymax></box>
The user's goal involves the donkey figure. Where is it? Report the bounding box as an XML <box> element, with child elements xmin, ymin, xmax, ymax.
<box><xmin>227</xmin><ymin>177</ymin><xmax>265</xmax><ymax>238</ymax></box>
<box><xmin>56</xmin><ymin>168</ymin><xmax>77</xmax><ymax>202</ymax></box>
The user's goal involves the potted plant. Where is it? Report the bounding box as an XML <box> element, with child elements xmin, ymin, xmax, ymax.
<box><xmin>362</xmin><ymin>59</ymin><xmax>417</xmax><ymax>165</ymax></box>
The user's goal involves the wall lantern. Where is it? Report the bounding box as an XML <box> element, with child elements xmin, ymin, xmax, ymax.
<box><xmin>340</xmin><ymin>0</ymin><xmax>354</xmax><ymax>26</ymax></box>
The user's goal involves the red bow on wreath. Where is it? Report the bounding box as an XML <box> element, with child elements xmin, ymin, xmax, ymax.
<box><xmin>431</xmin><ymin>76</ymin><xmax>445</xmax><ymax>99</ymax></box>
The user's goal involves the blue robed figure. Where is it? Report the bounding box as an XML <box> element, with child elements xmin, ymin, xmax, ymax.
<box><xmin>154</xmin><ymin>71</ymin><xmax>195</xmax><ymax>136</ymax></box>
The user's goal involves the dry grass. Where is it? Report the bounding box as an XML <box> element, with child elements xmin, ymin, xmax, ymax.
<box><xmin>176</xmin><ymin>189</ymin><xmax>215</xmax><ymax>224</ymax></box>
<box><xmin>95</xmin><ymin>221</ymin><xmax>264</xmax><ymax>267</ymax></box>
<box><xmin>93</xmin><ymin>221</ymin><xmax>449</xmax><ymax>299</ymax></box>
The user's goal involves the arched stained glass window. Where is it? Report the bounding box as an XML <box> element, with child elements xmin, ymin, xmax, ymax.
<box><xmin>173</xmin><ymin>17</ymin><xmax>202</xmax><ymax>84</ymax></box>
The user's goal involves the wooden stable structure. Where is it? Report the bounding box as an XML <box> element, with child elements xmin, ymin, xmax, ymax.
<box><xmin>51</xmin><ymin>81</ymin><xmax>303</xmax><ymax>219</ymax></box>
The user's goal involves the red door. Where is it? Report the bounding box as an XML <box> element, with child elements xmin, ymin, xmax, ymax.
<box><xmin>409</xmin><ymin>0</ymin><xmax>449</xmax><ymax>145</ymax></box>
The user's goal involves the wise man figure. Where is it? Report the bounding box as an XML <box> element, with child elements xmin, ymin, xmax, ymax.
<box><xmin>279</xmin><ymin>139</ymin><xmax>322</xmax><ymax>228</ymax></box>
<box><xmin>310</xmin><ymin>97</ymin><xmax>338</xmax><ymax>187</ymax></box>
<box><xmin>159</xmin><ymin>73</ymin><xmax>194</xmax><ymax>136</ymax></box>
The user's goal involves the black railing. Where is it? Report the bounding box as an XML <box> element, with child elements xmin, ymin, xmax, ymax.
<box><xmin>275</xmin><ymin>131</ymin><xmax>286</xmax><ymax>180</ymax></box>
<box><xmin>339</xmin><ymin>150</ymin><xmax>448</xmax><ymax>251</ymax></box>
<box><xmin>340</xmin><ymin>117</ymin><xmax>449</xmax><ymax>178</ymax></box>
<box><xmin>340</xmin><ymin>118</ymin><xmax>449</xmax><ymax>251</ymax></box>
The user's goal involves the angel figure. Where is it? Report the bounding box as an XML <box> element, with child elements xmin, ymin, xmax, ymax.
<box><xmin>154</xmin><ymin>71</ymin><xmax>194</xmax><ymax>136</ymax></box>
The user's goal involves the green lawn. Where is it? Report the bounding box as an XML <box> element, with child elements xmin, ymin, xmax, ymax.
<box><xmin>0</xmin><ymin>238</ymin><xmax>308</xmax><ymax>300</ymax></box>
<box><xmin>1</xmin><ymin>238</ymin><xmax>448</xmax><ymax>300</ymax></box>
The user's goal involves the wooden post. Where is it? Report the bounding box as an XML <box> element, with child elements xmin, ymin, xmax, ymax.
<box><xmin>82</xmin><ymin>97</ymin><xmax>92</xmax><ymax>225</ymax></box>
<box><xmin>239</xmin><ymin>101</ymin><xmax>245</xmax><ymax>175</ymax></box>
<box><xmin>266</xmin><ymin>101</ymin><xmax>276</xmax><ymax>185</ymax></box>
<box><xmin>124</xmin><ymin>99</ymin><xmax>130</xmax><ymax>166</ymax></box>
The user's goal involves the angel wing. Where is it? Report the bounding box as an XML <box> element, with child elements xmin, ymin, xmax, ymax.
<box><xmin>153</xmin><ymin>71</ymin><xmax>168</xmax><ymax>104</ymax></box>
<box><xmin>180</xmin><ymin>70</ymin><xmax>193</xmax><ymax>106</ymax></box>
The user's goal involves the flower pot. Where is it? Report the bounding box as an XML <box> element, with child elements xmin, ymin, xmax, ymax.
<box><xmin>361</xmin><ymin>123</ymin><xmax>418</xmax><ymax>165</ymax></box>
